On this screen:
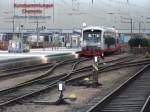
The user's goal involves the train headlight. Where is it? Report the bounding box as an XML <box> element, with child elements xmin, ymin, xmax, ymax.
<box><xmin>72</xmin><ymin>52</ymin><xmax>79</xmax><ymax>59</ymax></box>
<box><xmin>12</xmin><ymin>43</ymin><xmax>16</xmax><ymax>48</ymax></box>
<box><xmin>81</xmin><ymin>42</ymin><xmax>87</xmax><ymax>47</ymax></box>
<box><xmin>97</xmin><ymin>43</ymin><xmax>101</xmax><ymax>47</ymax></box>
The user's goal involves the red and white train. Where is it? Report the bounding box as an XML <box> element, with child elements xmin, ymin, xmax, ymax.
<box><xmin>80</xmin><ymin>26</ymin><xmax>121</xmax><ymax>56</ymax></box>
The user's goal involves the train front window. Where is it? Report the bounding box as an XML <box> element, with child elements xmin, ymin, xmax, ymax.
<box><xmin>83</xmin><ymin>30</ymin><xmax>101</xmax><ymax>43</ymax></box>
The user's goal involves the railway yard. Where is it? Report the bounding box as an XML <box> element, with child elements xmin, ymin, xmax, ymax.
<box><xmin>0</xmin><ymin>52</ymin><xmax>149</xmax><ymax>112</ymax></box>
<box><xmin>1</xmin><ymin>0</ymin><xmax>150</xmax><ymax>112</ymax></box>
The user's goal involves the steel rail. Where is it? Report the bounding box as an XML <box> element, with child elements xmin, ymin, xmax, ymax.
<box><xmin>0</xmin><ymin>63</ymin><xmax>53</xmax><ymax>80</ymax></box>
<box><xmin>0</xmin><ymin>58</ymin><xmax>81</xmax><ymax>93</ymax></box>
<box><xmin>0</xmin><ymin>57</ymin><xmax>148</xmax><ymax>109</ymax></box>
<box><xmin>86</xmin><ymin>64</ymin><xmax>150</xmax><ymax>112</ymax></box>
<box><xmin>0</xmin><ymin>56</ymin><xmax>147</xmax><ymax>108</ymax></box>
<box><xmin>67</xmin><ymin>60</ymin><xmax>150</xmax><ymax>85</ymax></box>
<box><xmin>0</xmin><ymin>62</ymin><xmax>52</xmax><ymax>72</ymax></box>
<box><xmin>0</xmin><ymin>53</ymin><xmax>72</xmax><ymax>71</ymax></box>
<box><xmin>0</xmin><ymin>57</ymin><xmax>87</xmax><ymax>107</ymax></box>
<box><xmin>140</xmin><ymin>94</ymin><xmax>150</xmax><ymax>112</ymax></box>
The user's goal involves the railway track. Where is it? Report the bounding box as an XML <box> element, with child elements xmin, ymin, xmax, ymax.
<box><xmin>0</xmin><ymin>55</ymin><xmax>149</xmax><ymax>109</ymax></box>
<box><xmin>0</xmin><ymin>62</ymin><xmax>53</xmax><ymax>72</ymax></box>
<box><xmin>66</xmin><ymin>59</ymin><xmax>150</xmax><ymax>86</ymax></box>
<box><xmin>98</xmin><ymin>59</ymin><xmax>150</xmax><ymax>73</ymax></box>
<box><xmin>0</xmin><ymin>62</ymin><xmax>54</xmax><ymax>80</ymax></box>
<box><xmin>0</xmin><ymin>57</ymin><xmax>45</xmax><ymax>70</ymax></box>
<box><xmin>0</xmin><ymin>54</ymin><xmax>89</xmax><ymax>82</ymax></box>
<box><xmin>0</xmin><ymin>57</ymin><xmax>89</xmax><ymax>108</ymax></box>
<box><xmin>86</xmin><ymin>64</ymin><xmax>150</xmax><ymax>112</ymax></box>
<box><xmin>0</xmin><ymin>53</ymin><xmax>72</xmax><ymax>70</ymax></box>
<box><xmin>0</xmin><ymin>54</ymin><xmax>137</xmax><ymax>81</ymax></box>
<box><xmin>24</xmin><ymin>57</ymin><xmax>143</xmax><ymax>102</ymax></box>
<box><xmin>76</xmin><ymin>57</ymin><xmax>150</xmax><ymax>74</ymax></box>
<box><xmin>0</xmin><ymin>55</ymin><xmax>134</xmax><ymax>83</ymax></box>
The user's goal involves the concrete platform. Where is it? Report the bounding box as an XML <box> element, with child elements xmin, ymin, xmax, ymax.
<box><xmin>0</xmin><ymin>48</ymin><xmax>81</xmax><ymax>61</ymax></box>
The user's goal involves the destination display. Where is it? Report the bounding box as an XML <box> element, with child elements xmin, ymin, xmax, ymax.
<box><xmin>14</xmin><ymin>3</ymin><xmax>53</xmax><ymax>8</ymax></box>
<box><xmin>14</xmin><ymin>0</ymin><xmax>53</xmax><ymax>19</ymax></box>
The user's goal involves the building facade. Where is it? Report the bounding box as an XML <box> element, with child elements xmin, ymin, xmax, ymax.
<box><xmin>0</xmin><ymin>0</ymin><xmax>150</xmax><ymax>34</ymax></box>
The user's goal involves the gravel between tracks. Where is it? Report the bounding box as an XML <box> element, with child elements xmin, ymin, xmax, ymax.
<box><xmin>67</xmin><ymin>66</ymin><xmax>144</xmax><ymax>112</ymax></box>
<box><xmin>0</xmin><ymin>70</ymin><xmax>48</xmax><ymax>90</ymax></box>
<box><xmin>0</xmin><ymin>65</ymin><xmax>143</xmax><ymax>112</ymax></box>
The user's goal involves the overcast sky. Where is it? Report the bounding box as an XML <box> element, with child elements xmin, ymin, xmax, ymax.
<box><xmin>0</xmin><ymin>0</ymin><xmax>150</xmax><ymax>33</ymax></box>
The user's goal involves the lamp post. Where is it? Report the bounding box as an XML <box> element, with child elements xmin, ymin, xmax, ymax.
<box><xmin>139</xmin><ymin>21</ymin><xmax>144</xmax><ymax>34</ymax></box>
<box><xmin>19</xmin><ymin>25</ymin><xmax>24</xmax><ymax>40</ymax></box>
<box><xmin>36</xmin><ymin>20</ymin><xmax>39</xmax><ymax>47</ymax></box>
<box><xmin>121</xmin><ymin>17</ymin><xmax>133</xmax><ymax>37</ymax></box>
<box><xmin>17</xmin><ymin>24</ymin><xmax>24</xmax><ymax>53</ymax></box>
<box><xmin>53</xmin><ymin>0</ymin><xmax>55</xmax><ymax>23</ymax></box>
<box><xmin>36</xmin><ymin>20</ymin><xmax>46</xmax><ymax>47</ymax></box>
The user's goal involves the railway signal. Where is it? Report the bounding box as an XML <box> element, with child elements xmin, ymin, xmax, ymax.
<box><xmin>32</xmin><ymin>81</ymin><xmax>77</xmax><ymax>105</ymax></box>
<box><xmin>101</xmin><ymin>53</ymin><xmax>104</xmax><ymax>59</ymax></box>
<box><xmin>55</xmin><ymin>81</ymin><xmax>77</xmax><ymax>105</ymax></box>
<box><xmin>94</xmin><ymin>56</ymin><xmax>98</xmax><ymax>63</ymax></box>
<box><xmin>91</xmin><ymin>56</ymin><xmax>102</xmax><ymax>87</ymax></box>
<box><xmin>55</xmin><ymin>81</ymin><xmax>68</xmax><ymax>105</ymax></box>
<box><xmin>92</xmin><ymin>63</ymin><xmax>99</xmax><ymax>71</ymax></box>
<box><xmin>58</xmin><ymin>81</ymin><xmax>65</xmax><ymax>91</ymax></box>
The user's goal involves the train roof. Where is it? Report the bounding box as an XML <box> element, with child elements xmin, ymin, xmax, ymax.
<box><xmin>83</xmin><ymin>26</ymin><xmax>116</xmax><ymax>32</ymax></box>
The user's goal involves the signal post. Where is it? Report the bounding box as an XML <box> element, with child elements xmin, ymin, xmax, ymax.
<box><xmin>91</xmin><ymin>56</ymin><xmax>102</xmax><ymax>88</ymax></box>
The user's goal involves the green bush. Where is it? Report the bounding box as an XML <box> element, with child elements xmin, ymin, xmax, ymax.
<box><xmin>105</xmin><ymin>37</ymin><xmax>116</xmax><ymax>48</ymax></box>
<box><xmin>128</xmin><ymin>37</ymin><xmax>149</xmax><ymax>48</ymax></box>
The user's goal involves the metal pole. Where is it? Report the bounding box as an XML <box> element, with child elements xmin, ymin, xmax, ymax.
<box><xmin>131</xmin><ymin>19</ymin><xmax>133</xmax><ymax>36</ymax></box>
<box><xmin>92</xmin><ymin>65</ymin><xmax>99</xmax><ymax>87</ymax></box>
<box><xmin>13</xmin><ymin>17</ymin><xmax>15</xmax><ymax>33</ymax></box>
<box><xmin>36</xmin><ymin>20</ymin><xmax>39</xmax><ymax>47</ymax></box>
<box><xmin>139</xmin><ymin>22</ymin><xmax>141</xmax><ymax>34</ymax></box>
<box><xmin>21</xmin><ymin>26</ymin><xmax>23</xmax><ymax>52</ymax></box>
<box><xmin>92</xmin><ymin>57</ymin><xmax>100</xmax><ymax>88</ymax></box>
<box><xmin>121</xmin><ymin>17</ymin><xmax>134</xmax><ymax>36</ymax></box>
<box><xmin>13</xmin><ymin>0</ymin><xmax>16</xmax><ymax>33</ymax></box>
<box><xmin>21</xmin><ymin>25</ymin><xmax>24</xmax><ymax>43</ymax></box>
<box><xmin>59</xmin><ymin>91</ymin><xmax>63</xmax><ymax>100</ymax></box>
<box><xmin>53</xmin><ymin>0</ymin><xmax>55</xmax><ymax>23</ymax></box>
